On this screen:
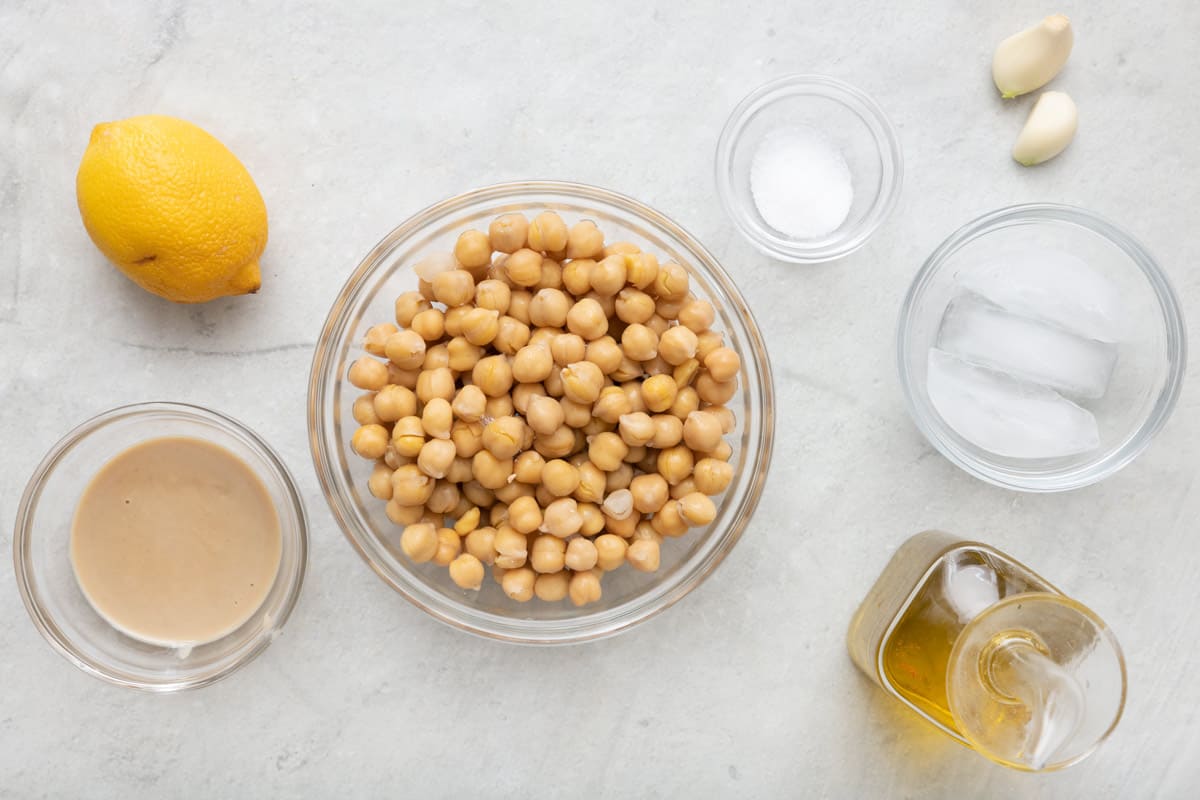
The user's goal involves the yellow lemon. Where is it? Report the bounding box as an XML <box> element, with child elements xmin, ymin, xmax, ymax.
<box><xmin>76</xmin><ymin>115</ymin><xmax>268</xmax><ymax>303</ymax></box>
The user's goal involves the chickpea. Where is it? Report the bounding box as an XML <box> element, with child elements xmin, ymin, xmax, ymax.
<box><xmin>540</xmin><ymin>459</ymin><xmax>579</xmax><ymax>497</ymax></box>
<box><xmin>529</xmin><ymin>534</ymin><xmax>566</xmax><ymax>574</ymax></box>
<box><xmin>386</xmin><ymin>498</ymin><xmax>424</xmax><ymax>526</ymax></box>
<box><xmin>696</xmin><ymin>372</ymin><xmax>738</xmax><ymax>405</ymax></box>
<box><xmin>656</xmin><ymin>295</ymin><xmax>686</xmax><ymax>320</ymax></box>
<box><xmin>658</xmin><ymin>326</ymin><xmax>699</xmax><ymax>365</ymax></box>
<box><xmin>592</xmin><ymin>386</ymin><xmax>633</xmax><ymax>424</ymax></box>
<box><xmin>589</xmin><ymin>254</ymin><xmax>627</xmax><ymax>296</ymax></box>
<box><xmin>534</xmin><ymin>571</ymin><xmax>570</xmax><ymax>602</ymax></box>
<box><xmin>475</xmin><ymin>279</ymin><xmax>512</xmax><ymax>314</ymax></box>
<box><xmin>709</xmin><ymin>439</ymin><xmax>734</xmax><ymax>462</ymax></box>
<box><xmin>601</xmin><ymin>487</ymin><xmax>635</xmax><ymax>520</ymax></box>
<box><xmin>621</xmin><ymin>323</ymin><xmax>658</xmax><ymax>361</ymax></box>
<box><xmin>528</xmin><ymin>289</ymin><xmax>570</xmax><ymax>328</ymax></box>
<box><xmin>368</xmin><ymin>463</ymin><xmax>394</xmax><ymax>500</ymax></box>
<box><xmin>585</xmin><ymin>534</ymin><xmax>624</xmax><ymax>572</ymax></box>
<box><xmin>388</xmin><ymin>364</ymin><xmax>420</xmax><ymax>389</ymax></box>
<box><xmin>657</xmin><ymin>445</ymin><xmax>694</xmax><ymax>485</ymax></box>
<box><xmin>670</xmin><ymin>386</ymin><xmax>701</xmax><ymax>419</ymax></box>
<box><xmin>647</xmin><ymin>415</ymin><xmax>681</xmax><ymax>450</ymax></box>
<box><xmin>406</xmin><ymin>310</ymin><xmax>442</xmax><ymax>344</ymax></box>
<box><xmin>652</xmin><ymin>262</ymin><xmax>689</xmax><ymax>300</ymax></box>
<box><xmin>512</xmin><ymin>344</ymin><xmax>554</xmax><ymax>383</ymax></box>
<box><xmin>573</xmin><ymin>461</ymin><xmax>606</xmax><ymax>504</ymax></box>
<box><xmin>538</xmin><ymin>258</ymin><xmax>563</xmax><ymax>290</ymax></box>
<box><xmin>453</xmin><ymin>230</ymin><xmax>491</xmax><ymax>269</ymax></box>
<box><xmin>641</xmin><ymin>374</ymin><xmax>678</xmax><ymax>413</ymax></box>
<box><xmin>494</xmin><ymin>479</ymin><xmax>534</xmax><ymax>505</ymax></box>
<box><xmin>449</xmin><ymin>553</ymin><xmax>485</xmax><ymax>589</ymax></box>
<box><xmin>418</xmin><ymin>278</ymin><xmax>435</xmax><ymax>302</ymax></box>
<box><xmin>604</xmin><ymin>511</ymin><xmax>638</xmax><ymax>538</ymax></box>
<box><xmin>559</xmin><ymin>361</ymin><xmax>604</xmax><ymax>404</ymax></box>
<box><xmin>400</xmin><ymin>522</ymin><xmax>439</xmax><ymax>563</ymax></box>
<box><xmin>645</xmin><ymin>314</ymin><xmax>671</xmax><ymax>337</ymax></box>
<box><xmin>446</xmin><ymin>386</ymin><xmax>482</xmax><ymax>424</ymax></box>
<box><xmin>472</xmin><ymin>450</ymin><xmax>514</xmax><ymax>490</ymax></box>
<box><xmin>472</xmin><ymin>355</ymin><xmax>514</xmax><ymax>397</ymax></box>
<box><xmin>569</xmin><ymin>569</ymin><xmax>603</xmax><ymax>606</ymax></box>
<box><xmin>534</xmin><ymin>426</ymin><xmax>576</xmax><ymax>458</ymax></box>
<box><xmin>615</xmin><ymin>287</ymin><xmax>656</xmax><ymax>325</ymax></box>
<box><xmin>550</xmin><ymin>333</ymin><xmax>586</xmax><ymax>366</ymax></box>
<box><xmin>511</xmin><ymin>450</ymin><xmax>543</xmax><ymax>484</ymax></box>
<box><xmin>624</xmin><ymin>445</ymin><xmax>647</xmax><ymax>465</ymax></box>
<box><xmin>501</xmin><ymin>567</ymin><xmax>536</xmax><ymax>602</ymax></box>
<box><xmin>512</xmin><ymin>381</ymin><xmax>546</xmax><ymax>414</ymax></box>
<box><xmin>673</xmin><ymin>358</ymin><xmax>701</xmax><ymax>389</ymax></box>
<box><xmin>587</xmin><ymin>432</ymin><xmax>629</xmax><ymax>472</ymax></box>
<box><xmin>430</xmin><ymin>527</ymin><xmax>462</xmax><ymax>567</ymax></box>
<box><xmin>624</xmin><ymin>252</ymin><xmax>659</xmax><ymax>289</ymax></box>
<box><xmin>682</xmin><ymin>410</ymin><xmax>723</xmax><ymax>453</ymax></box>
<box><xmin>457</xmin><ymin>307</ymin><xmax>498</xmax><ymax>347</ymax></box>
<box><xmin>493</xmin><ymin>315</ymin><xmax>531</xmax><ymax>355</ymax></box>
<box><xmin>484</xmin><ymin>397</ymin><xmax>514</xmax><ymax>423</ymax></box>
<box><xmin>421</xmin><ymin>397</ymin><xmax>453</xmax><ymax>439</ymax></box>
<box><xmin>650</xmin><ymin>501</ymin><xmax>689</xmax><ymax>537</ymax></box>
<box><xmin>482</xmin><ymin>416</ymin><xmax>525</xmax><ymax>460</ymax></box>
<box><xmin>583</xmin><ymin>290</ymin><xmax>616</xmax><ymax>319</ymax></box>
<box><xmin>678</xmin><ymin>298</ymin><xmax>715</xmax><ymax>332</ymax></box>
<box><xmin>564</xmin><ymin>538</ymin><xmax>599</xmax><ymax>572</ymax></box>
<box><xmin>394</xmin><ymin>291</ymin><xmax>432</xmax><ymax>327</ymax></box>
<box><xmin>505</xmin><ymin>248</ymin><xmax>543</xmax><ymax>287</ymax></box>
<box><xmin>507</xmin><ymin>290</ymin><xmax>533</xmax><ymax>324</ymax></box>
<box><xmin>577</xmin><ymin>502</ymin><xmax>605</xmax><ymax>536</ymax></box>
<box><xmin>626</xmin><ymin>538</ymin><xmax>661</xmax><ymax>572</ymax></box>
<box><xmin>616</xmin><ymin>412</ymin><xmax>654</xmax><ymax>447</ymax></box>
<box><xmin>494</xmin><ymin>525</ymin><xmax>530</xmax><ymax>567</ymax></box>
<box><xmin>416</xmin><ymin>367</ymin><xmax>455</xmax><ymax>403</ymax></box>
<box><xmin>391</xmin><ymin>464</ymin><xmax>435</xmax><ymax>506</ymax></box>
<box><xmin>565</xmin><ymin>220</ymin><xmax>604</xmax><ymax>259</ymax></box>
<box><xmin>603</xmin><ymin>241</ymin><xmax>640</xmax><ymax>257</ymax></box>
<box><xmin>697</xmin><ymin>344</ymin><xmax>740</xmax><ymax>382</ymax></box>
<box><xmin>416</xmin><ymin>437</ymin><xmax>457</xmax><ymax>479</ymax></box>
<box><xmin>488</xmin><ymin>213</ymin><xmax>528</xmax><ymax>253</ymax></box>
<box><xmin>363</xmin><ymin>322</ymin><xmax>398</xmax><ymax>357</ymax></box>
<box><xmin>678</xmin><ymin>492</ymin><xmax>718</xmax><ymax>527</ymax></box>
<box><xmin>441</xmin><ymin>455</ymin><xmax>472</xmax><ymax>485</ymax></box>
<box><xmin>565</xmin><ymin>298</ymin><xmax>608</xmax><ymax>340</ymax></box>
<box><xmin>670</xmin><ymin>476</ymin><xmax>698</xmax><ymax>500</ymax></box>
<box><xmin>605</xmin><ymin>463</ymin><xmax>634</xmax><ymax>493</ymax></box>
<box><xmin>554</xmin><ymin>397</ymin><xmax>588</xmax><ymax>430</ymax></box>
<box><xmin>620</xmin><ymin>382</ymin><xmax>648</xmax><ymax>414</ymax></box>
<box><xmin>489</xmin><ymin>502</ymin><xmax>510</xmax><ymax>528</ymax></box>
<box><xmin>391</xmin><ymin>416</ymin><xmax>426</xmax><ymax>457</ymax></box>
<box><xmin>348</xmin><ymin>357</ymin><xmax>388</xmax><ymax>390</ymax></box>
<box><xmin>540</xmin><ymin>497</ymin><xmax>583</xmax><ymax>538</ymax></box>
<box><xmin>454</xmin><ymin>506</ymin><xmax>482</xmax><ymax>535</ymax></box>
<box><xmin>450</xmin><ymin>495</ymin><xmax>474</xmax><ymax>520</ymax></box>
<box><xmin>462</xmin><ymin>480</ymin><xmax>495</xmax><ymax>509</ymax></box>
<box><xmin>561</xmin><ymin>258</ymin><xmax>593</xmax><ymax>296</ymax></box>
<box><xmin>353</xmin><ymin>392</ymin><xmax>381</xmax><ymax>425</ymax></box>
<box><xmin>582</xmin><ymin>337</ymin><xmax>621</xmax><ymax>376</ymax></box>
<box><xmin>527</xmin><ymin>211</ymin><xmax>568</xmax><ymax>253</ymax></box>
<box><xmin>629</xmin><ymin>473</ymin><xmax>669</xmax><ymax>514</ymax></box>
<box><xmin>462</xmin><ymin>526</ymin><xmax>497</xmax><ymax>565</ymax></box>
<box><xmin>514</xmin><ymin>393</ymin><xmax>557</xmax><ymax>437</ymax></box>
<box><xmin>370</xmin><ymin>384</ymin><xmax>413</xmax><ymax>423</ymax></box>
<box><xmin>696</xmin><ymin>329</ymin><xmax>725</xmax><ymax>360</ymax></box>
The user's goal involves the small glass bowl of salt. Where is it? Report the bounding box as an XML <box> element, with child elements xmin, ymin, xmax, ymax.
<box><xmin>715</xmin><ymin>74</ymin><xmax>903</xmax><ymax>263</ymax></box>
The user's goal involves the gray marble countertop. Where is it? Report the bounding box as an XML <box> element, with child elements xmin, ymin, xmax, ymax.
<box><xmin>3</xmin><ymin>1</ymin><xmax>1198</xmax><ymax>797</ymax></box>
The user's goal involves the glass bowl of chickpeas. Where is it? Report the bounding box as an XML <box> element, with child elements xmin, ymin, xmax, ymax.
<box><xmin>309</xmin><ymin>181</ymin><xmax>774</xmax><ymax>643</ymax></box>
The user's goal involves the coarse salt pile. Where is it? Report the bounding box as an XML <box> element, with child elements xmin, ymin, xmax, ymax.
<box><xmin>750</xmin><ymin>125</ymin><xmax>853</xmax><ymax>239</ymax></box>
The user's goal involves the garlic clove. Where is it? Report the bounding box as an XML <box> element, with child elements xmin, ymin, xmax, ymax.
<box><xmin>1012</xmin><ymin>91</ymin><xmax>1078</xmax><ymax>166</ymax></box>
<box><xmin>992</xmin><ymin>14</ymin><xmax>1074</xmax><ymax>99</ymax></box>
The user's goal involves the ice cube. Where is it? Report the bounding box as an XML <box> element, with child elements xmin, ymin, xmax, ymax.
<box><xmin>937</xmin><ymin>293</ymin><xmax>1118</xmax><ymax>400</ymax></box>
<box><xmin>942</xmin><ymin>561</ymin><xmax>1000</xmax><ymax>624</ymax></box>
<box><xmin>925</xmin><ymin>348</ymin><xmax>1100</xmax><ymax>459</ymax></box>
<box><xmin>956</xmin><ymin>250</ymin><xmax>1124</xmax><ymax>343</ymax></box>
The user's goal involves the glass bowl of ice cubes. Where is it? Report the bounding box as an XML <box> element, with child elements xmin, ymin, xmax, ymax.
<box><xmin>897</xmin><ymin>204</ymin><xmax>1186</xmax><ymax>492</ymax></box>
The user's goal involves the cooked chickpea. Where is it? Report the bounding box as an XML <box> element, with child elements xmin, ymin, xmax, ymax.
<box><xmin>615</xmin><ymin>288</ymin><xmax>656</xmax><ymax>325</ymax></box>
<box><xmin>605</xmin><ymin>463</ymin><xmax>634</xmax><ymax>493</ymax></box>
<box><xmin>565</xmin><ymin>298</ymin><xmax>608</xmax><ymax>341</ymax></box>
<box><xmin>388</xmin><ymin>364</ymin><xmax>419</xmax><ymax>389</ymax></box>
<box><xmin>462</xmin><ymin>480</ymin><xmax>495</xmax><ymax>509</ymax></box>
<box><xmin>482</xmin><ymin>415</ymin><xmax>526</xmax><ymax>460</ymax></box>
<box><xmin>563</xmin><ymin>538</ymin><xmax>598</xmax><ymax>572</ymax></box>
<box><xmin>550</xmin><ymin>333</ymin><xmax>586</xmax><ymax>366</ymax></box>
<box><xmin>472</xmin><ymin>355</ymin><xmax>514</xmax><ymax>397</ymax></box>
<box><xmin>626</xmin><ymin>538</ymin><xmax>661</xmax><ymax>572</ymax></box>
<box><xmin>584</xmin><ymin>337</ymin><xmax>623</xmax><ymax>375</ymax></box>
<box><xmin>353</xmin><ymin>393</ymin><xmax>381</xmax><ymax>425</ymax></box>
<box><xmin>584</xmin><ymin>290</ymin><xmax>616</xmax><ymax>318</ymax></box>
<box><xmin>678</xmin><ymin>298</ymin><xmax>715</xmax><ymax>332</ymax></box>
<box><xmin>492</xmin><ymin>315</ymin><xmax>531</xmax><ymax>355</ymax></box>
<box><xmin>364</xmin><ymin>322</ymin><xmax>399</xmax><ymax>357</ymax></box>
<box><xmin>652</xmin><ymin>262</ymin><xmax>689</xmax><ymax>300</ymax></box>
<box><xmin>406</xmin><ymin>310</ymin><xmax>442</xmax><ymax>344</ymax></box>
<box><xmin>590</xmin><ymin>534</ymin><xmax>626</xmax><ymax>572</ymax></box>
<box><xmin>648</xmin><ymin>414</ymin><xmax>682</xmax><ymax>449</ymax></box>
<box><xmin>560</xmin><ymin>361</ymin><xmax>605</xmax><ymax>404</ymax></box>
<box><xmin>593</xmin><ymin>386</ymin><xmax>633</xmax><ymax>424</ymax></box>
<box><xmin>494</xmin><ymin>525</ymin><xmax>531</xmax><ymax>569</ymax></box>
<box><xmin>704</xmin><ymin>346</ymin><xmax>741</xmax><ymax>383</ymax></box>
<box><xmin>350</xmin><ymin>423</ymin><xmax>389</xmax><ymax>459</ymax></box>
<box><xmin>534</xmin><ymin>425</ymin><xmax>576</xmax><ymax>458</ymax></box>
<box><xmin>348</xmin><ymin>357</ymin><xmax>389</xmax><ymax>390</ymax></box>
<box><xmin>485</xmin><ymin>396</ymin><xmax>516</xmax><ymax>422</ymax></box>
<box><xmin>391</xmin><ymin>464</ymin><xmax>435</xmax><ymax>506</ymax></box>
<box><xmin>421</xmin><ymin>397</ymin><xmax>453</xmax><ymax>439</ymax></box>
<box><xmin>415</xmin><ymin>367</ymin><xmax>455</xmax><ymax>403</ymax></box>
<box><xmin>565</xmin><ymin>220</ymin><xmax>604</xmax><ymax>259</ymax></box>
<box><xmin>587</xmin><ymin>432</ymin><xmax>629</xmax><ymax>472</ymax></box>
<box><xmin>431</xmin><ymin>527</ymin><xmax>462</xmax><ymax>566</ymax></box>
<box><xmin>656</xmin><ymin>295</ymin><xmax>686</xmax><ymax>320</ymax></box>
<box><xmin>621</xmin><ymin>324</ymin><xmax>658</xmax><ymax>361</ymax></box>
<box><xmin>683</xmin><ymin>410</ymin><xmax>723</xmax><ymax>452</ymax></box>
<box><xmin>528</xmin><ymin>289</ymin><xmax>570</xmax><ymax>328</ymax></box>
<box><xmin>458</xmin><ymin>307</ymin><xmax>498</xmax><ymax>346</ymax></box>
<box><xmin>678</xmin><ymin>492</ymin><xmax>718</xmax><ymax>527</ymax></box>
<box><xmin>696</xmin><ymin>372</ymin><xmax>738</xmax><ymax>405</ymax></box>
<box><xmin>454</xmin><ymin>230</ymin><xmax>491</xmax><ymax>269</ymax></box>
<box><xmin>464</xmin><ymin>526</ymin><xmax>497</xmax><ymax>564</ymax></box>
<box><xmin>513</xmin><ymin>450</ymin><xmax>546</xmax><ymax>484</ymax></box>
<box><xmin>589</xmin><ymin>254</ymin><xmax>627</xmax><ymax>296</ymax></box>
<box><xmin>574</xmin><ymin>502</ymin><xmax>602</xmax><ymax>536</ymax></box>
<box><xmin>449</xmin><ymin>553</ymin><xmax>485</xmax><ymax>589</ymax></box>
<box><xmin>417</xmin><ymin>437</ymin><xmax>457</xmax><ymax>479</ymax></box>
<box><xmin>429</xmin><ymin>269</ymin><xmax>473</xmax><ymax>307</ymax></box>
<box><xmin>561</xmin><ymin>258</ymin><xmax>593</xmax><ymax>296</ymax></box>
<box><xmin>617</xmin><ymin>412</ymin><xmax>655</xmax><ymax>446</ymax></box>
<box><xmin>601</xmin><ymin>487</ymin><xmax>635</xmax><ymax>520</ymax></box>
<box><xmin>523</xmin><ymin>393</ymin><xmax>564</xmax><ymax>436</ymax></box>
<box><xmin>534</xmin><ymin>571</ymin><xmax>570</xmax><ymax>601</ymax></box>
<box><xmin>694</xmin><ymin>329</ymin><xmax>723</xmax><ymax>360</ymax></box>
<box><xmin>650</xmin><ymin>501</ymin><xmax>689</xmax><ymax>537</ymax></box>
<box><xmin>618</xmin><ymin>251</ymin><xmax>653</xmax><ymax>287</ymax></box>
<box><xmin>472</xmin><ymin>450</ymin><xmax>514</xmax><ymax>490</ymax></box>
<box><xmin>394</xmin><ymin>291</ymin><xmax>432</xmax><ymax>327</ymax></box>
<box><xmin>538</xmin><ymin>258</ymin><xmax>563</xmax><ymax>290</ymax></box>
<box><xmin>657</xmin><ymin>445</ymin><xmax>694</xmax><ymax>485</ymax></box>
<box><xmin>641</xmin><ymin>374</ymin><xmax>678</xmax><ymax>413</ymax></box>
<box><xmin>541</xmin><ymin>459</ymin><xmax>580</xmax><ymax>497</ymax></box>
<box><xmin>512</xmin><ymin>344</ymin><xmax>554</xmax><ymax>383</ymax></box>
<box><xmin>368</xmin><ymin>463</ymin><xmax>394</xmax><ymax>500</ymax></box>
<box><xmin>450</xmin><ymin>420</ymin><xmax>484</xmax><ymax>458</ymax></box>
<box><xmin>370</xmin><ymin>384</ymin><xmax>414</xmax><ymax>423</ymax></box>
<box><xmin>494</xmin><ymin>480</ymin><xmax>533</xmax><ymax>505</ymax></box>
<box><xmin>451</xmin><ymin>385</ymin><xmax>486</xmax><ymax>423</ymax></box>
<box><xmin>709</xmin><ymin>439</ymin><xmax>733</xmax><ymax>462</ymax></box>
<box><xmin>540</xmin><ymin>497</ymin><xmax>583</xmax><ymax>538</ymax></box>
<box><xmin>502</xmin><ymin>567</ymin><xmax>536</xmax><ymax>602</ymax></box>
<box><xmin>418</xmin><ymin>278</ymin><xmax>435</xmax><ymax>301</ymax></box>
<box><xmin>658</xmin><ymin>326</ymin><xmax>699</xmax><ymax>365</ymax></box>
<box><xmin>629</xmin><ymin>473</ymin><xmax>669</xmax><ymax>514</ymax></box>
<box><xmin>391</xmin><ymin>416</ymin><xmax>426</xmax><ymax>457</ymax></box>
<box><xmin>474</xmin><ymin>279</ymin><xmax>512</xmax><ymax>314</ymax></box>
<box><xmin>454</xmin><ymin>506</ymin><xmax>482</xmax><ymax>535</ymax></box>
<box><xmin>670</xmin><ymin>385</ymin><xmax>701</xmax><ymax>419</ymax></box>
<box><xmin>505</xmin><ymin>248</ymin><xmax>543</xmax><ymax>287</ymax></box>
<box><xmin>568</xmin><ymin>569</ymin><xmax>602</xmax><ymax>606</ymax></box>
<box><xmin>445</xmin><ymin>456</ymin><xmax>474</xmax><ymax>485</ymax></box>
<box><xmin>512</xmin><ymin>381</ymin><xmax>546</xmax><ymax>414</ymax></box>
<box><xmin>573</xmin><ymin>462</ymin><xmax>606</xmax><ymax>504</ymax></box>
<box><xmin>489</xmin><ymin>213</ymin><xmax>528</xmax><ymax>253</ymax></box>
<box><xmin>400</xmin><ymin>522</ymin><xmax>438</xmax><ymax>563</ymax></box>
<box><xmin>603</xmin><ymin>241</ymin><xmax>640</xmax><ymax>257</ymax></box>
<box><xmin>670</xmin><ymin>476</ymin><xmax>698</xmax><ymax>500</ymax></box>
<box><xmin>527</xmin><ymin>211</ymin><xmax>568</xmax><ymax>253</ymax></box>
<box><xmin>507</xmin><ymin>290</ymin><xmax>533</xmax><ymax>324</ymax></box>
<box><xmin>530</xmin><ymin>535</ymin><xmax>566</xmax><ymax>573</ymax></box>
<box><xmin>673</xmin><ymin>359</ymin><xmax>701</xmax><ymax>389</ymax></box>
<box><xmin>385</xmin><ymin>498</ymin><xmax>422</xmax><ymax>525</ymax></box>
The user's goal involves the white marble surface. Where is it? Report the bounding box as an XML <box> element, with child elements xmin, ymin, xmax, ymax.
<box><xmin>2</xmin><ymin>1</ymin><xmax>1198</xmax><ymax>797</ymax></box>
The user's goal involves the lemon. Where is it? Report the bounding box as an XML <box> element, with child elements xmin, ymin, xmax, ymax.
<box><xmin>76</xmin><ymin>115</ymin><xmax>268</xmax><ymax>303</ymax></box>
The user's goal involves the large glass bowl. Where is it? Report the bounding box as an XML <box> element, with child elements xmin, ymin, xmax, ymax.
<box><xmin>309</xmin><ymin>181</ymin><xmax>774</xmax><ymax>643</ymax></box>
<box><xmin>898</xmin><ymin>204</ymin><xmax>1186</xmax><ymax>492</ymax></box>
<box><xmin>13</xmin><ymin>403</ymin><xmax>309</xmax><ymax>691</ymax></box>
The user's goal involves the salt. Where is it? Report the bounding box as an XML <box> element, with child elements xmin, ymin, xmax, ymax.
<box><xmin>750</xmin><ymin>125</ymin><xmax>853</xmax><ymax>239</ymax></box>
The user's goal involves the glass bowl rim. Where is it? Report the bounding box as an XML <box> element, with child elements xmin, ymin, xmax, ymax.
<box><xmin>12</xmin><ymin>401</ymin><xmax>310</xmax><ymax>692</ymax></box>
<box><xmin>307</xmin><ymin>179</ymin><xmax>775</xmax><ymax>644</ymax></box>
<box><xmin>714</xmin><ymin>73</ymin><xmax>904</xmax><ymax>264</ymax></box>
<box><xmin>896</xmin><ymin>202</ymin><xmax>1187</xmax><ymax>492</ymax></box>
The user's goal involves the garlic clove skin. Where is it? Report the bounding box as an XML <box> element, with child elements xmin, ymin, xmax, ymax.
<box><xmin>993</xmin><ymin>14</ymin><xmax>1074</xmax><ymax>99</ymax></box>
<box><xmin>1012</xmin><ymin>91</ymin><xmax>1078</xmax><ymax>166</ymax></box>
